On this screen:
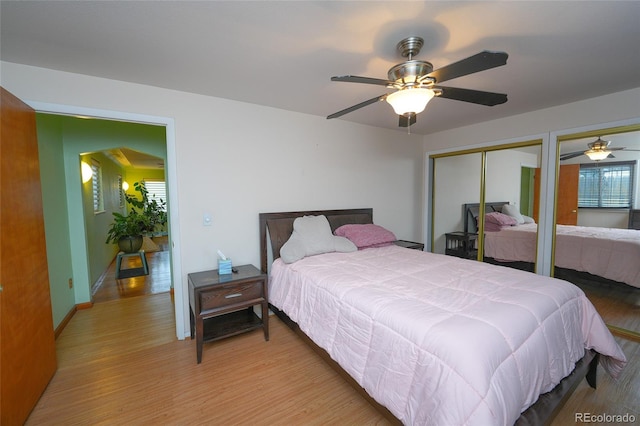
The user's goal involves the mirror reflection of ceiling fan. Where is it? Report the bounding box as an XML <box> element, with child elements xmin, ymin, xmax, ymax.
<box><xmin>326</xmin><ymin>36</ymin><xmax>508</xmax><ymax>128</ymax></box>
<box><xmin>560</xmin><ymin>137</ymin><xmax>640</xmax><ymax>161</ymax></box>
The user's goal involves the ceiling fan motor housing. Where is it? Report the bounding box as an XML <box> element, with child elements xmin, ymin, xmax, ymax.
<box><xmin>388</xmin><ymin>61</ymin><xmax>434</xmax><ymax>85</ymax></box>
<box><xmin>396</xmin><ymin>36</ymin><xmax>424</xmax><ymax>58</ymax></box>
<box><xmin>588</xmin><ymin>138</ymin><xmax>611</xmax><ymax>150</ymax></box>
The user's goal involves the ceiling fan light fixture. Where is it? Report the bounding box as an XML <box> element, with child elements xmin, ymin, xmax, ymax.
<box><xmin>386</xmin><ymin>88</ymin><xmax>435</xmax><ymax>115</ymax></box>
<box><xmin>585</xmin><ymin>149</ymin><xmax>611</xmax><ymax>161</ymax></box>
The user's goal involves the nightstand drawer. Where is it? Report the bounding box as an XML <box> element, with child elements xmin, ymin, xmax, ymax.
<box><xmin>200</xmin><ymin>281</ymin><xmax>264</xmax><ymax>311</ymax></box>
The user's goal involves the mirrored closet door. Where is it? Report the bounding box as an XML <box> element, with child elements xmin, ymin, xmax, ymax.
<box><xmin>432</xmin><ymin>152</ymin><xmax>482</xmax><ymax>258</ymax></box>
<box><xmin>554</xmin><ymin>125</ymin><xmax>640</xmax><ymax>337</ymax></box>
<box><xmin>483</xmin><ymin>144</ymin><xmax>542</xmax><ymax>272</ymax></box>
<box><xmin>431</xmin><ymin>141</ymin><xmax>542</xmax><ymax>272</ymax></box>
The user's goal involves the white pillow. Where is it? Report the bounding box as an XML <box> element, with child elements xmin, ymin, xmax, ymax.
<box><xmin>501</xmin><ymin>204</ymin><xmax>525</xmax><ymax>224</ymax></box>
<box><xmin>522</xmin><ymin>215</ymin><xmax>536</xmax><ymax>224</ymax></box>
<box><xmin>280</xmin><ymin>215</ymin><xmax>357</xmax><ymax>263</ymax></box>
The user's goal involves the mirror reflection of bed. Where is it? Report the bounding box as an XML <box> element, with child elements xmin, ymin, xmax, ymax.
<box><xmin>465</xmin><ymin>200</ymin><xmax>640</xmax><ymax>338</ymax></box>
<box><xmin>556</xmin><ymin>127</ymin><xmax>640</xmax><ymax>337</ymax></box>
<box><xmin>431</xmin><ymin>133</ymin><xmax>640</xmax><ymax>339</ymax></box>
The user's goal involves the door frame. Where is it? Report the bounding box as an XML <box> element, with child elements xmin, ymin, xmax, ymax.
<box><xmin>24</xmin><ymin>100</ymin><xmax>186</xmax><ymax>340</ymax></box>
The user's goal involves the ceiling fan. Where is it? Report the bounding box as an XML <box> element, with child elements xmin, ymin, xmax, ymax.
<box><xmin>326</xmin><ymin>36</ymin><xmax>509</xmax><ymax>128</ymax></box>
<box><xmin>560</xmin><ymin>137</ymin><xmax>640</xmax><ymax>161</ymax></box>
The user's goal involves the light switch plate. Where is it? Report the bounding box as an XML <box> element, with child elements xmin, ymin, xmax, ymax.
<box><xmin>203</xmin><ymin>213</ymin><xmax>212</xmax><ymax>226</ymax></box>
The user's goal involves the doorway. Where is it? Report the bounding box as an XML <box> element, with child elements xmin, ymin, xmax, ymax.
<box><xmin>30</xmin><ymin>102</ymin><xmax>185</xmax><ymax>340</ymax></box>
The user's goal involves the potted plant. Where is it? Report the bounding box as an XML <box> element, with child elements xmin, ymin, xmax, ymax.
<box><xmin>105</xmin><ymin>210</ymin><xmax>150</xmax><ymax>253</ymax></box>
<box><xmin>105</xmin><ymin>181</ymin><xmax>166</xmax><ymax>253</ymax></box>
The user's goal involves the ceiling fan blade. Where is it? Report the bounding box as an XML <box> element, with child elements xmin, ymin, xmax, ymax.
<box><xmin>560</xmin><ymin>151</ymin><xmax>585</xmax><ymax>161</ymax></box>
<box><xmin>327</xmin><ymin>94</ymin><xmax>388</xmax><ymax>119</ymax></box>
<box><xmin>398</xmin><ymin>114</ymin><xmax>417</xmax><ymax>127</ymax></box>
<box><xmin>435</xmin><ymin>86</ymin><xmax>507</xmax><ymax>106</ymax></box>
<box><xmin>331</xmin><ymin>75</ymin><xmax>394</xmax><ymax>86</ymax></box>
<box><xmin>428</xmin><ymin>51</ymin><xmax>508</xmax><ymax>83</ymax></box>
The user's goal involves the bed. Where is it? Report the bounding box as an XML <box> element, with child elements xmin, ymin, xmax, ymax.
<box><xmin>465</xmin><ymin>202</ymin><xmax>640</xmax><ymax>289</ymax></box>
<box><xmin>259</xmin><ymin>208</ymin><xmax>626</xmax><ymax>425</ymax></box>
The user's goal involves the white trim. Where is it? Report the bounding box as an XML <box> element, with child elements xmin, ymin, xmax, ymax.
<box><xmin>26</xmin><ymin>101</ymin><xmax>186</xmax><ymax>340</ymax></box>
<box><xmin>537</xmin><ymin>132</ymin><xmax>554</xmax><ymax>275</ymax></box>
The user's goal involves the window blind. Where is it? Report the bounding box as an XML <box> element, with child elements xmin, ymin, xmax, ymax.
<box><xmin>144</xmin><ymin>179</ymin><xmax>167</xmax><ymax>211</ymax></box>
<box><xmin>578</xmin><ymin>161</ymin><xmax>635</xmax><ymax>208</ymax></box>
<box><xmin>91</xmin><ymin>159</ymin><xmax>103</xmax><ymax>212</ymax></box>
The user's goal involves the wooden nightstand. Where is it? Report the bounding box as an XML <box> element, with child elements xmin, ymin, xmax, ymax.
<box><xmin>393</xmin><ymin>240</ymin><xmax>424</xmax><ymax>251</ymax></box>
<box><xmin>445</xmin><ymin>232</ymin><xmax>478</xmax><ymax>259</ymax></box>
<box><xmin>188</xmin><ymin>264</ymin><xmax>269</xmax><ymax>364</ymax></box>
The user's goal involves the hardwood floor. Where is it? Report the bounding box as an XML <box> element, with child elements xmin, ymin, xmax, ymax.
<box><xmin>28</xmin><ymin>292</ymin><xmax>639</xmax><ymax>425</ymax></box>
<box><xmin>573</xmin><ymin>279</ymin><xmax>640</xmax><ymax>340</ymax></box>
<box><xmin>27</xmin><ymin>294</ymin><xmax>388</xmax><ymax>425</ymax></box>
<box><xmin>92</xmin><ymin>236</ymin><xmax>171</xmax><ymax>303</ymax></box>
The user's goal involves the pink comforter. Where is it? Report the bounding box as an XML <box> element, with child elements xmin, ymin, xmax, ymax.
<box><xmin>484</xmin><ymin>223</ymin><xmax>640</xmax><ymax>288</ymax></box>
<box><xmin>269</xmin><ymin>245</ymin><xmax>626</xmax><ymax>425</ymax></box>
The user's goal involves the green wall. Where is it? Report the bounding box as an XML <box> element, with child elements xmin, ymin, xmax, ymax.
<box><xmin>35</xmin><ymin>113</ymin><xmax>166</xmax><ymax>329</ymax></box>
<box><xmin>520</xmin><ymin>166</ymin><xmax>535</xmax><ymax>216</ymax></box>
<box><xmin>80</xmin><ymin>151</ymin><xmax>126</xmax><ymax>287</ymax></box>
<box><xmin>36</xmin><ymin>114</ymin><xmax>75</xmax><ymax>328</ymax></box>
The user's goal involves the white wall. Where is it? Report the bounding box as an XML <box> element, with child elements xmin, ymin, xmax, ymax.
<box><xmin>432</xmin><ymin>153</ymin><xmax>482</xmax><ymax>254</ymax></box>
<box><xmin>1</xmin><ymin>61</ymin><xmax>424</xmax><ymax>338</ymax></box>
<box><xmin>485</xmin><ymin>149</ymin><xmax>540</xmax><ymax>209</ymax></box>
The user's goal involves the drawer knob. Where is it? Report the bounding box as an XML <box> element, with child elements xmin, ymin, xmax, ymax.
<box><xmin>225</xmin><ymin>293</ymin><xmax>243</xmax><ymax>299</ymax></box>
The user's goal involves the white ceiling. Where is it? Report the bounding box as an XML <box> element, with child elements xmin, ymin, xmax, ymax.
<box><xmin>1</xmin><ymin>1</ymin><xmax>639</xmax><ymax>135</ymax></box>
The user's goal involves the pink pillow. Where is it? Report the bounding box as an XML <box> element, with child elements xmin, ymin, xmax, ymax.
<box><xmin>485</xmin><ymin>212</ymin><xmax>517</xmax><ymax>226</ymax></box>
<box><xmin>484</xmin><ymin>221</ymin><xmax>504</xmax><ymax>232</ymax></box>
<box><xmin>334</xmin><ymin>224</ymin><xmax>397</xmax><ymax>249</ymax></box>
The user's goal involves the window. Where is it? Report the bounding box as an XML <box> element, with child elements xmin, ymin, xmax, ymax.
<box><xmin>578</xmin><ymin>161</ymin><xmax>635</xmax><ymax>208</ymax></box>
<box><xmin>91</xmin><ymin>159</ymin><xmax>104</xmax><ymax>212</ymax></box>
<box><xmin>143</xmin><ymin>179</ymin><xmax>167</xmax><ymax>211</ymax></box>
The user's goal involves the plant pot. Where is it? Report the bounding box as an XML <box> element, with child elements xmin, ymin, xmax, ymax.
<box><xmin>118</xmin><ymin>235</ymin><xmax>143</xmax><ymax>253</ymax></box>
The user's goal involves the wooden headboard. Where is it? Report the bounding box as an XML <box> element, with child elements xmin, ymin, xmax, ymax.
<box><xmin>259</xmin><ymin>208</ymin><xmax>373</xmax><ymax>273</ymax></box>
<box><xmin>463</xmin><ymin>202</ymin><xmax>508</xmax><ymax>233</ymax></box>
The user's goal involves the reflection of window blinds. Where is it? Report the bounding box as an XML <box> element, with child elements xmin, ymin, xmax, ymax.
<box><xmin>91</xmin><ymin>159</ymin><xmax>103</xmax><ymax>212</ymax></box>
<box><xmin>578</xmin><ymin>161</ymin><xmax>634</xmax><ymax>208</ymax></box>
<box><xmin>118</xmin><ymin>175</ymin><xmax>125</xmax><ymax>207</ymax></box>
<box><xmin>144</xmin><ymin>179</ymin><xmax>167</xmax><ymax>210</ymax></box>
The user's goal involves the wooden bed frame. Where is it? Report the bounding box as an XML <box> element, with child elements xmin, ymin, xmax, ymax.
<box><xmin>259</xmin><ymin>208</ymin><xmax>598</xmax><ymax>425</ymax></box>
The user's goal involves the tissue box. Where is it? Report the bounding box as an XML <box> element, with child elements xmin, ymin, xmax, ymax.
<box><xmin>218</xmin><ymin>259</ymin><xmax>232</xmax><ymax>275</ymax></box>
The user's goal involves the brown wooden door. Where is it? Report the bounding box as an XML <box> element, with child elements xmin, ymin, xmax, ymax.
<box><xmin>1</xmin><ymin>87</ymin><xmax>57</xmax><ymax>425</ymax></box>
<box><xmin>556</xmin><ymin>164</ymin><xmax>579</xmax><ymax>225</ymax></box>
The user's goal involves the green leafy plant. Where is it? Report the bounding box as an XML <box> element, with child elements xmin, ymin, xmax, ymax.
<box><xmin>124</xmin><ymin>181</ymin><xmax>167</xmax><ymax>234</ymax></box>
<box><xmin>105</xmin><ymin>181</ymin><xmax>167</xmax><ymax>245</ymax></box>
<box><xmin>105</xmin><ymin>211</ymin><xmax>150</xmax><ymax>244</ymax></box>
